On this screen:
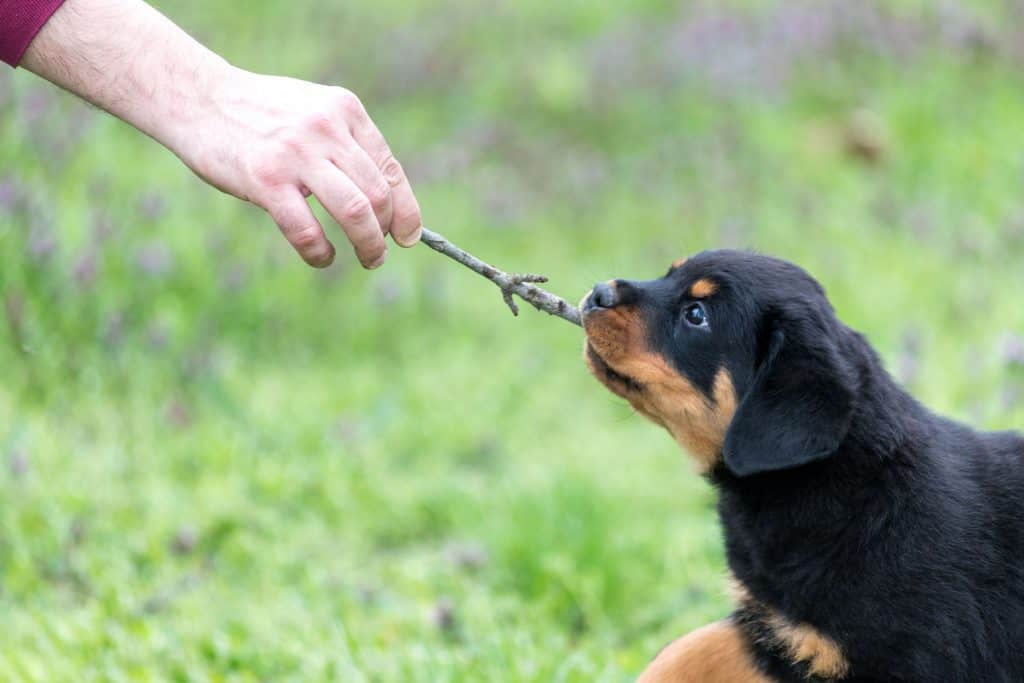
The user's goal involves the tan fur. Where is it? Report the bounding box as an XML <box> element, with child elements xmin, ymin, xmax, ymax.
<box><xmin>726</xmin><ymin>573</ymin><xmax>755</xmax><ymax>607</ymax></box>
<box><xmin>729</xmin><ymin>574</ymin><xmax>849</xmax><ymax>680</ymax></box>
<box><xmin>672</xmin><ymin>258</ymin><xmax>688</xmax><ymax>269</ymax></box>
<box><xmin>764</xmin><ymin>614</ymin><xmax>849</xmax><ymax>679</ymax></box>
<box><xmin>638</xmin><ymin>620</ymin><xmax>772</xmax><ymax>683</ymax></box>
<box><xmin>689</xmin><ymin>278</ymin><xmax>718</xmax><ymax>298</ymax></box>
<box><xmin>583</xmin><ymin>281</ymin><xmax>846</xmax><ymax>682</ymax></box>
<box><xmin>582</xmin><ymin>300</ymin><xmax>737</xmax><ymax>472</ymax></box>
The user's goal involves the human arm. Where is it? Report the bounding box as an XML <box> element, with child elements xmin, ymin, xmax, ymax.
<box><xmin>14</xmin><ymin>0</ymin><xmax>421</xmax><ymax>268</ymax></box>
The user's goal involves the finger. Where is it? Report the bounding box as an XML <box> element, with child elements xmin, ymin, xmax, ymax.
<box><xmin>263</xmin><ymin>188</ymin><xmax>335</xmax><ymax>268</ymax></box>
<box><xmin>330</xmin><ymin>139</ymin><xmax>393</xmax><ymax>238</ymax></box>
<box><xmin>301</xmin><ymin>162</ymin><xmax>386</xmax><ymax>269</ymax></box>
<box><xmin>349</xmin><ymin>118</ymin><xmax>422</xmax><ymax>248</ymax></box>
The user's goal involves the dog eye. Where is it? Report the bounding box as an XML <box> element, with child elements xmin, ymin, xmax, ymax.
<box><xmin>683</xmin><ymin>303</ymin><xmax>708</xmax><ymax>328</ymax></box>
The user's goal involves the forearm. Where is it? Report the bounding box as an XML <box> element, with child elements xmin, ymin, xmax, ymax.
<box><xmin>21</xmin><ymin>0</ymin><xmax>229</xmax><ymax>153</ymax></box>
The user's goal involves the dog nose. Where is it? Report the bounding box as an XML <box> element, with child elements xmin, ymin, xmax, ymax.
<box><xmin>590</xmin><ymin>282</ymin><xmax>618</xmax><ymax>309</ymax></box>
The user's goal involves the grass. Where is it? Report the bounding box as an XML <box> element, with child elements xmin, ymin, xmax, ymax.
<box><xmin>2</xmin><ymin>1</ymin><xmax>1024</xmax><ymax>680</ymax></box>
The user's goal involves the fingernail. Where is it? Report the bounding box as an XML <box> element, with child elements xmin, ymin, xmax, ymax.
<box><xmin>395</xmin><ymin>225</ymin><xmax>423</xmax><ymax>248</ymax></box>
<box><xmin>314</xmin><ymin>244</ymin><xmax>336</xmax><ymax>268</ymax></box>
<box><xmin>367</xmin><ymin>250</ymin><xmax>388</xmax><ymax>269</ymax></box>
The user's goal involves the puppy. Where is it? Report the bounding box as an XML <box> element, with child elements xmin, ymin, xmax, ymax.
<box><xmin>581</xmin><ymin>250</ymin><xmax>1024</xmax><ymax>682</ymax></box>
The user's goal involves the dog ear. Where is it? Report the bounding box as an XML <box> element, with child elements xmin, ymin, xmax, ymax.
<box><xmin>722</xmin><ymin>313</ymin><xmax>857</xmax><ymax>477</ymax></box>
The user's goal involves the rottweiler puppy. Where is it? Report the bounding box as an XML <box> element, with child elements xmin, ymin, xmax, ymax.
<box><xmin>580</xmin><ymin>250</ymin><xmax>1024</xmax><ymax>682</ymax></box>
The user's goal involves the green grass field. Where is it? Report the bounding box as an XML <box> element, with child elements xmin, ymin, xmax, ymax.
<box><xmin>2</xmin><ymin>1</ymin><xmax>1024</xmax><ymax>680</ymax></box>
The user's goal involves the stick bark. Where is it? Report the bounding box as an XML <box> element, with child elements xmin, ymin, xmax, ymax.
<box><xmin>419</xmin><ymin>228</ymin><xmax>582</xmax><ymax>327</ymax></box>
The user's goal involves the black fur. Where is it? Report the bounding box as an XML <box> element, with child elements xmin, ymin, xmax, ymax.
<box><xmin>604</xmin><ymin>250</ymin><xmax>1024</xmax><ymax>682</ymax></box>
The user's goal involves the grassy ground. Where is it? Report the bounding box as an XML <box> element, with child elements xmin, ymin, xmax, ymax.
<box><xmin>2</xmin><ymin>1</ymin><xmax>1024</xmax><ymax>680</ymax></box>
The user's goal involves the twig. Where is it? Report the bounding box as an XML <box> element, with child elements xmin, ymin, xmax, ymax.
<box><xmin>419</xmin><ymin>228</ymin><xmax>582</xmax><ymax>327</ymax></box>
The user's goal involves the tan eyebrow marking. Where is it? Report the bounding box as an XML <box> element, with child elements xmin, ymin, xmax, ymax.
<box><xmin>671</xmin><ymin>258</ymin><xmax>688</xmax><ymax>269</ymax></box>
<box><xmin>689</xmin><ymin>278</ymin><xmax>717</xmax><ymax>298</ymax></box>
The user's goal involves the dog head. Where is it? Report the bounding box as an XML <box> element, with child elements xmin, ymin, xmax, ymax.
<box><xmin>581</xmin><ymin>250</ymin><xmax>860</xmax><ymax>477</ymax></box>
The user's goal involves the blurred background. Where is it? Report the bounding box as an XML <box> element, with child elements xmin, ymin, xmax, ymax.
<box><xmin>3</xmin><ymin>0</ymin><xmax>1024</xmax><ymax>680</ymax></box>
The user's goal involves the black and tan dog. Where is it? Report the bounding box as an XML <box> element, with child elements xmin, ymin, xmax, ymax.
<box><xmin>581</xmin><ymin>250</ymin><xmax>1024</xmax><ymax>682</ymax></box>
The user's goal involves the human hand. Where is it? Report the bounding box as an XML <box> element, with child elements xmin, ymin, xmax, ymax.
<box><xmin>21</xmin><ymin>0</ymin><xmax>420</xmax><ymax>268</ymax></box>
<box><xmin>165</xmin><ymin>68</ymin><xmax>422</xmax><ymax>268</ymax></box>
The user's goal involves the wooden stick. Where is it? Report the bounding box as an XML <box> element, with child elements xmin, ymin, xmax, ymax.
<box><xmin>419</xmin><ymin>228</ymin><xmax>582</xmax><ymax>327</ymax></box>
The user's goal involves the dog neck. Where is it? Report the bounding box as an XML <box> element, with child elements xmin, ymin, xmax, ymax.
<box><xmin>712</xmin><ymin>335</ymin><xmax>939</xmax><ymax>550</ymax></box>
<box><xmin>708</xmin><ymin>333</ymin><xmax>936</xmax><ymax>605</ymax></box>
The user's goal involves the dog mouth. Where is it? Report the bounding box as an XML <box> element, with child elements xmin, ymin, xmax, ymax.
<box><xmin>585</xmin><ymin>341</ymin><xmax>644</xmax><ymax>394</ymax></box>
<box><xmin>581</xmin><ymin>287</ymin><xmax>646</xmax><ymax>395</ymax></box>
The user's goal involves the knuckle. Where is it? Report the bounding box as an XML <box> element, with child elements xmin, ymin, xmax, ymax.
<box><xmin>261</xmin><ymin>130</ymin><xmax>306</xmax><ymax>161</ymax></box>
<box><xmin>304</xmin><ymin>112</ymin><xmax>337</xmax><ymax>137</ymax></box>
<box><xmin>281</xmin><ymin>131</ymin><xmax>307</xmax><ymax>154</ymax></box>
<box><xmin>366</xmin><ymin>179</ymin><xmax>392</xmax><ymax>211</ymax></box>
<box><xmin>380</xmin><ymin>155</ymin><xmax>405</xmax><ymax>187</ymax></box>
<box><xmin>335</xmin><ymin>88</ymin><xmax>365</xmax><ymax>119</ymax></box>
<box><xmin>292</xmin><ymin>226</ymin><xmax>324</xmax><ymax>250</ymax></box>
<box><xmin>251</xmin><ymin>157</ymin><xmax>286</xmax><ymax>188</ymax></box>
<box><xmin>394</xmin><ymin>201</ymin><xmax>422</xmax><ymax>227</ymax></box>
<box><xmin>341</xmin><ymin>195</ymin><xmax>374</xmax><ymax>222</ymax></box>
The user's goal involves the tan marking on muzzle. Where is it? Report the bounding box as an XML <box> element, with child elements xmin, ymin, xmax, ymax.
<box><xmin>582</xmin><ymin>298</ymin><xmax>738</xmax><ymax>472</ymax></box>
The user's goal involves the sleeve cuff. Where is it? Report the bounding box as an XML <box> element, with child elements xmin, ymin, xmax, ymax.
<box><xmin>1</xmin><ymin>0</ymin><xmax>69</xmax><ymax>67</ymax></box>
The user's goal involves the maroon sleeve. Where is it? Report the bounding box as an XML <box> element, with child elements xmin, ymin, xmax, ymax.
<box><xmin>1</xmin><ymin>0</ymin><xmax>67</xmax><ymax>67</ymax></box>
